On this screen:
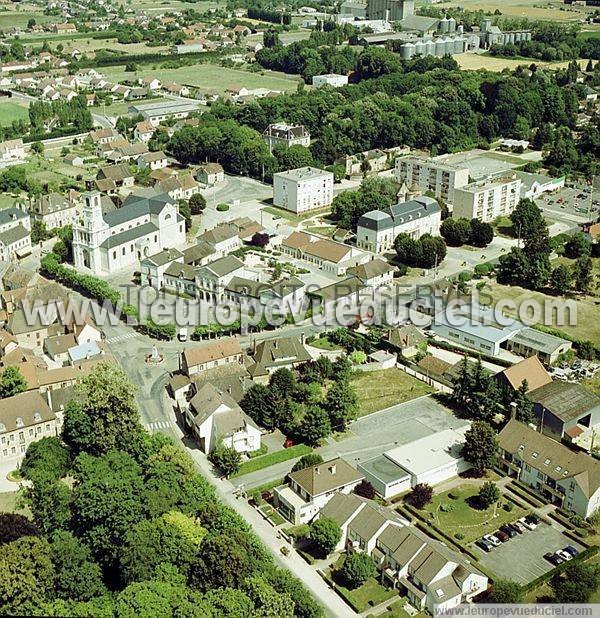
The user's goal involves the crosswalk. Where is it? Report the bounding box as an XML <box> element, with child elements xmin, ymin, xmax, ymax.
<box><xmin>145</xmin><ymin>420</ymin><xmax>171</xmax><ymax>432</ymax></box>
<box><xmin>106</xmin><ymin>332</ymin><xmax>140</xmax><ymax>345</ymax></box>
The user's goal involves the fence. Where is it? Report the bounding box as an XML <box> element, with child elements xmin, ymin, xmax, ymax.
<box><xmin>395</xmin><ymin>363</ymin><xmax>453</xmax><ymax>394</ymax></box>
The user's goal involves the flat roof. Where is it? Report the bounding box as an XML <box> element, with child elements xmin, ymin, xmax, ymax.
<box><xmin>432</xmin><ymin>149</ymin><xmax>523</xmax><ymax>181</ymax></box>
<box><xmin>274</xmin><ymin>166</ymin><xmax>332</xmax><ymax>182</ymax></box>
<box><xmin>384</xmin><ymin>426</ymin><xmax>469</xmax><ymax>476</ymax></box>
<box><xmin>358</xmin><ymin>454</ymin><xmax>410</xmax><ymax>485</ymax></box>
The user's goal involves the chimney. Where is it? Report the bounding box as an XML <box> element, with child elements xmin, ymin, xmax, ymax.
<box><xmin>315</xmin><ymin>466</ymin><xmax>320</xmax><ymax>475</ymax></box>
<box><xmin>509</xmin><ymin>401</ymin><xmax>517</xmax><ymax>420</ymax></box>
<box><xmin>329</xmin><ymin>464</ymin><xmax>336</xmax><ymax>475</ymax></box>
<box><xmin>300</xmin><ymin>331</ymin><xmax>305</xmax><ymax>345</ymax></box>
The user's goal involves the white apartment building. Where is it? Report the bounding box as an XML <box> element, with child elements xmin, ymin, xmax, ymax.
<box><xmin>262</xmin><ymin>123</ymin><xmax>310</xmax><ymax>153</ymax></box>
<box><xmin>273</xmin><ymin>167</ymin><xmax>334</xmax><ymax>214</ymax></box>
<box><xmin>312</xmin><ymin>73</ymin><xmax>349</xmax><ymax>88</ymax></box>
<box><xmin>356</xmin><ymin>196</ymin><xmax>441</xmax><ymax>253</ymax></box>
<box><xmin>73</xmin><ymin>191</ymin><xmax>185</xmax><ymax>275</ymax></box>
<box><xmin>0</xmin><ymin>207</ymin><xmax>31</xmax><ymax>261</ymax></box>
<box><xmin>395</xmin><ymin>156</ymin><xmax>470</xmax><ymax>205</ymax></box>
<box><xmin>453</xmin><ymin>176</ymin><xmax>521</xmax><ymax>223</ymax></box>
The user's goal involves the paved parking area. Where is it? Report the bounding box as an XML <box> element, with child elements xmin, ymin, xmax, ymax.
<box><xmin>473</xmin><ymin>523</ymin><xmax>585</xmax><ymax>584</ymax></box>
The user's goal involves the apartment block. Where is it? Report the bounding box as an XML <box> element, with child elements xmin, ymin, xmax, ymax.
<box><xmin>395</xmin><ymin>157</ymin><xmax>469</xmax><ymax>205</ymax></box>
<box><xmin>452</xmin><ymin>176</ymin><xmax>521</xmax><ymax>223</ymax></box>
<box><xmin>273</xmin><ymin>167</ymin><xmax>334</xmax><ymax>214</ymax></box>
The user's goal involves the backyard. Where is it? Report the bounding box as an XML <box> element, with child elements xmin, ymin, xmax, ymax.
<box><xmin>351</xmin><ymin>368</ymin><xmax>434</xmax><ymax>417</ymax></box>
<box><xmin>419</xmin><ymin>483</ymin><xmax>528</xmax><ymax>544</ymax></box>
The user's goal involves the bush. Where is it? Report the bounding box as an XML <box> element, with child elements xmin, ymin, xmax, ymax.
<box><xmin>216</xmin><ymin>203</ymin><xmax>230</xmax><ymax>212</ymax></box>
<box><xmin>439</xmin><ymin>503</ymin><xmax>454</xmax><ymax>513</ymax></box>
<box><xmin>504</xmin><ymin>501</ymin><xmax>514</xmax><ymax>512</ymax></box>
<box><xmin>407</xmin><ymin>483</ymin><xmax>433</xmax><ymax>509</ymax></box>
<box><xmin>338</xmin><ymin>552</ymin><xmax>376</xmax><ymax>589</ymax></box>
<box><xmin>454</xmin><ymin>532</ymin><xmax>465</xmax><ymax>540</ymax></box>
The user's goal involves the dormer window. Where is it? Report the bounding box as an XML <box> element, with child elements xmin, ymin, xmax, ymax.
<box><xmin>15</xmin><ymin>417</ymin><xmax>23</xmax><ymax>428</ymax></box>
<box><xmin>0</xmin><ymin>423</ymin><xmax>5</xmax><ymax>432</ymax></box>
<box><xmin>33</xmin><ymin>412</ymin><xmax>42</xmax><ymax>423</ymax></box>
<box><xmin>532</xmin><ymin>452</ymin><xmax>538</xmax><ymax>459</ymax></box>
<box><xmin>544</xmin><ymin>458</ymin><xmax>551</xmax><ymax>466</ymax></box>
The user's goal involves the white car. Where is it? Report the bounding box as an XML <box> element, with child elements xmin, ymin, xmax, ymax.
<box><xmin>483</xmin><ymin>534</ymin><xmax>501</xmax><ymax>547</ymax></box>
<box><xmin>519</xmin><ymin>517</ymin><xmax>537</xmax><ymax>531</ymax></box>
<box><xmin>555</xmin><ymin>549</ymin><xmax>572</xmax><ymax>561</ymax></box>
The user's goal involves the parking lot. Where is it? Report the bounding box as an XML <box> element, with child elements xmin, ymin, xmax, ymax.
<box><xmin>537</xmin><ymin>185</ymin><xmax>599</xmax><ymax>226</ymax></box>
<box><xmin>474</xmin><ymin>523</ymin><xmax>585</xmax><ymax>584</ymax></box>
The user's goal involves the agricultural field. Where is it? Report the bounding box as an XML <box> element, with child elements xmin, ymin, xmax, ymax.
<box><xmin>0</xmin><ymin>8</ymin><xmax>55</xmax><ymax>30</ymax></box>
<box><xmin>101</xmin><ymin>63</ymin><xmax>301</xmax><ymax>94</ymax></box>
<box><xmin>0</xmin><ymin>101</ymin><xmax>29</xmax><ymax>127</ymax></box>
<box><xmin>430</xmin><ymin>0</ymin><xmax>593</xmax><ymax>22</ymax></box>
<box><xmin>454</xmin><ymin>53</ymin><xmax>576</xmax><ymax>72</ymax></box>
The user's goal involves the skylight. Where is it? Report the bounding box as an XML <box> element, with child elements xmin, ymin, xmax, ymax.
<box><xmin>544</xmin><ymin>459</ymin><xmax>551</xmax><ymax>465</ymax></box>
<box><xmin>532</xmin><ymin>452</ymin><xmax>538</xmax><ymax>459</ymax></box>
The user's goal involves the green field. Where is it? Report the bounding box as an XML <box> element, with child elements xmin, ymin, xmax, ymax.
<box><xmin>0</xmin><ymin>9</ymin><xmax>55</xmax><ymax>30</ymax></box>
<box><xmin>351</xmin><ymin>368</ymin><xmax>434</xmax><ymax>417</ymax></box>
<box><xmin>233</xmin><ymin>444</ymin><xmax>312</xmax><ymax>478</ymax></box>
<box><xmin>0</xmin><ymin>101</ymin><xmax>29</xmax><ymax>127</ymax></box>
<box><xmin>101</xmin><ymin>63</ymin><xmax>300</xmax><ymax>94</ymax></box>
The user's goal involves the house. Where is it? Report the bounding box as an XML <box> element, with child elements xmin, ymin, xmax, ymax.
<box><xmin>387</xmin><ymin>325</ymin><xmax>427</xmax><ymax>358</ymax></box>
<box><xmin>196</xmin><ymin>223</ymin><xmax>241</xmax><ymax>258</ymax></box>
<box><xmin>172</xmin><ymin>40</ymin><xmax>205</xmax><ymax>54</ymax></box>
<box><xmin>0</xmin><ymin>391</ymin><xmax>62</xmax><ymax>465</ymax></box>
<box><xmin>498</xmin><ymin>419</ymin><xmax>600</xmax><ymax>518</ymax></box>
<box><xmin>0</xmin><ymin>208</ymin><xmax>31</xmax><ymax>260</ymax></box>
<box><xmin>184</xmin><ymin>382</ymin><xmax>260</xmax><ymax>454</ymax></box>
<box><xmin>163</xmin><ymin>261</ymin><xmax>198</xmax><ymax>297</ymax></box>
<box><xmin>515</xmin><ymin>171</ymin><xmax>565</xmax><ymax>200</ymax></box>
<box><xmin>129</xmin><ymin>100</ymin><xmax>202</xmax><ymax>127</ymax></box>
<box><xmin>44</xmin><ymin>333</ymin><xmax>78</xmax><ymax>364</ymax></box>
<box><xmin>140</xmin><ymin>247</ymin><xmax>184</xmax><ymax>288</ymax></box>
<box><xmin>312</xmin><ymin>73</ymin><xmax>348</xmax><ymax>88</ymax></box>
<box><xmin>53</xmin><ymin>23</ymin><xmax>77</xmax><ymax>34</ymax></box>
<box><xmin>180</xmin><ymin>338</ymin><xmax>243</xmax><ymax>377</ymax></box>
<box><xmin>137</xmin><ymin>151</ymin><xmax>168</xmax><ymax>171</ymax></box>
<box><xmin>0</xmin><ymin>139</ymin><xmax>25</xmax><ymax>162</ymax></box>
<box><xmin>158</xmin><ymin>173</ymin><xmax>200</xmax><ymax>201</ymax></box>
<box><xmin>527</xmin><ymin>381</ymin><xmax>600</xmax><ymax>445</ymax></box>
<box><xmin>347</xmin><ymin>258</ymin><xmax>395</xmax><ymax>287</ymax></box>
<box><xmin>357</xmin><ymin>197</ymin><xmax>441</xmax><ymax>253</ymax></box>
<box><xmin>262</xmin><ymin>123</ymin><xmax>310</xmax><ymax>153</ymax></box>
<box><xmin>29</xmin><ymin>193</ymin><xmax>78</xmax><ymax>230</ymax></box>
<box><xmin>89</xmin><ymin>128</ymin><xmax>121</xmax><ymax>145</ymax></box>
<box><xmin>273</xmin><ymin>457</ymin><xmax>364</xmax><ymax>524</ymax></box>
<box><xmin>337</xmin><ymin>149</ymin><xmax>388</xmax><ymax>177</ymax></box>
<box><xmin>281</xmin><ymin>231</ymin><xmax>370</xmax><ymax>276</ymax></box>
<box><xmin>195</xmin><ymin>255</ymin><xmax>253</xmax><ymax>302</ymax></box>
<box><xmin>246</xmin><ymin>335</ymin><xmax>312</xmax><ymax>383</ymax></box>
<box><xmin>495</xmin><ymin>355</ymin><xmax>552</xmax><ymax>395</ymax></box>
<box><xmin>197</xmin><ymin>163</ymin><xmax>224</xmax><ymax>186</ymax></box>
<box><xmin>6</xmin><ymin>301</ymin><xmax>63</xmax><ymax>350</ymax></box>
<box><xmin>72</xmin><ymin>191</ymin><xmax>185</xmax><ymax>275</ymax></box>
<box><xmin>358</xmin><ymin>426</ymin><xmax>471</xmax><ymax>499</ymax></box>
<box><xmin>162</xmin><ymin>81</ymin><xmax>190</xmax><ymax>97</ymax></box>
<box><xmin>95</xmin><ymin>163</ymin><xmax>135</xmax><ymax>192</ymax></box>
<box><xmin>134</xmin><ymin>121</ymin><xmax>156</xmax><ymax>143</ymax></box>
<box><xmin>140</xmin><ymin>76</ymin><xmax>161</xmax><ymax>91</ymax></box>
<box><xmin>0</xmin><ymin>329</ymin><xmax>18</xmax><ymax>358</ymax></box>
<box><xmin>64</xmin><ymin>153</ymin><xmax>84</xmax><ymax>167</ymax></box>
<box><xmin>273</xmin><ymin>167</ymin><xmax>334</xmax><ymax>214</ymax></box>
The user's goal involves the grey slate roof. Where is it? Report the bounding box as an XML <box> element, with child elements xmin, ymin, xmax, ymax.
<box><xmin>0</xmin><ymin>208</ymin><xmax>28</xmax><ymax>226</ymax></box>
<box><xmin>100</xmin><ymin>222</ymin><xmax>158</xmax><ymax>249</ymax></box>
<box><xmin>103</xmin><ymin>192</ymin><xmax>174</xmax><ymax>227</ymax></box>
<box><xmin>0</xmin><ymin>224</ymin><xmax>29</xmax><ymax>246</ymax></box>
<box><xmin>358</xmin><ymin>196</ymin><xmax>440</xmax><ymax>232</ymax></box>
<box><xmin>528</xmin><ymin>381</ymin><xmax>600</xmax><ymax>423</ymax></box>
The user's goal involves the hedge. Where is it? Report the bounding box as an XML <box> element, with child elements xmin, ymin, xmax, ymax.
<box><xmin>428</xmin><ymin>338</ymin><xmax>513</xmax><ymax>368</ymax></box>
<box><xmin>506</xmin><ymin>481</ymin><xmax>545</xmax><ymax>508</ymax></box>
<box><xmin>522</xmin><ymin>545</ymin><xmax>599</xmax><ymax>592</ymax></box>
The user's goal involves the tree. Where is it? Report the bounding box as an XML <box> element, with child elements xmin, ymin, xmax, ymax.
<box><xmin>0</xmin><ymin>513</ymin><xmax>40</xmax><ymax>545</ymax></box>
<box><xmin>189</xmin><ymin>192</ymin><xmax>206</xmax><ymax>215</ymax></box>
<box><xmin>510</xmin><ymin>199</ymin><xmax>545</xmax><ymax>240</ymax></box>
<box><xmin>269</xmin><ymin>368</ymin><xmax>297</xmax><ymax>401</ymax></box>
<box><xmin>267</xmin><ymin>569</ymin><xmax>322</xmax><ymax>618</ymax></box>
<box><xmin>512</xmin><ymin>380</ymin><xmax>535</xmax><ymax>425</ymax></box>
<box><xmin>61</xmin><ymin>362</ymin><xmax>143</xmax><ymax>457</ymax></box>
<box><xmin>31</xmin><ymin>219</ymin><xmax>50</xmax><ymax>244</ymax></box>
<box><xmin>24</xmin><ymin>478</ymin><xmax>71</xmax><ymax>534</ymax></box>
<box><xmin>178</xmin><ymin>199</ymin><xmax>192</xmax><ymax>231</ymax></box>
<box><xmin>462</xmin><ymin>421</ymin><xmax>498</xmax><ymax>477</ymax></box>
<box><xmin>573</xmin><ymin>255</ymin><xmax>593</xmax><ymax>294</ymax></box>
<box><xmin>550</xmin><ymin>263</ymin><xmax>572</xmax><ymax>295</ymax></box>
<box><xmin>30</xmin><ymin>141</ymin><xmax>44</xmax><ymax>155</ymax></box>
<box><xmin>551</xmin><ymin>562</ymin><xmax>600</xmax><ymax>603</ymax></box>
<box><xmin>297</xmin><ymin>406</ymin><xmax>331</xmax><ymax>446</ymax></box>
<box><xmin>440</xmin><ymin>218</ymin><xmax>471</xmax><ymax>246</ymax></box>
<box><xmin>274</xmin><ymin>144</ymin><xmax>314</xmax><ymax>172</ymax></box>
<box><xmin>291</xmin><ymin>453</ymin><xmax>323</xmax><ymax>473</ymax></box>
<box><xmin>116</xmin><ymin>579</ymin><xmax>201</xmax><ymax>617</ymax></box>
<box><xmin>204</xmin><ymin>588</ymin><xmax>254</xmax><ymax>616</ymax></box>
<box><xmin>564</xmin><ymin>232</ymin><xmax>592</xmax><ymax>259</ymax></box>
<box><xmin>407</xmin><ymin>483</ymin><xmax>433</xmax><ymax>509</ymax></box>
<box><xmin>478</xmin><ymin>481</ymin><xmax>500</xmax><ymax>508</ymax></box>
<box><xmin>354</xmin><ymin>479</ymin><xmax>376</xmax><ymax>500</ymax></box>
<box><xmin>309</xmin><ymin>516</ymin><xmax>341</xmax><ymax>557</ymax></box>
<box><xmin>263</xmin><ymin>28</ymin><xmax>280</xmax><ymax>48</ymax></box>
<box><xmin>325</xmin><ymin>380</ymin><xmax>359</xmax><ymax>431</ymax></box>
<box><xmin>241</xmin><ymin>383</ymin><xmax>284</xmax><ymax>430</ymax></box>
<box><xmin>339</xmin><ymin>552</ymin><xmax>376</xmax><ymax>589</ymax></box>
<box><xmin>50</xmin><ymin>530</ymin><xmax>106</xmax><ymax>601</ymax></box>
<box><xmin>488</xmin><ymin>580</ymin><xmax>523</xmax><ymax>603</ymax></box>
<box><xmin>470</xmin><ymin>219</ymin><xmax>494</xmax><ymax>248</ymax></box>
<box><xmin>0</xmin><ymin>365</ymin><xmax>27</xmax><ymax>399</ymax></box>
<box><xmin>20</xmin><ymin>437</ymin><xmax>70</xmax><ymax>482</ymax></box>
<box><xmin>209</xmin><ymin>442</ymin><xmax>241</xmax><ymax>478</ymax></box>
<box><xmin>250</xmin><ymin>232</ymin><xmax>269</xmax><ymax>247</ymax></box>
<box><xmin>244</xmin><ymin>575</ymin><xmax>295</xmax><ymax>617</ymax></box>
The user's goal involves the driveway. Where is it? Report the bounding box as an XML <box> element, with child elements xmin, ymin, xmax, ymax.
<box><xmin>473</xmin><ymin>523</ymin><xmax>585</xmax><ymax>584</ymax></box>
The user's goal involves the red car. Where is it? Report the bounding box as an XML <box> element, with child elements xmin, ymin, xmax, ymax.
<box><xmin>496</xmin><ymin>531</ymin><xmax>509</xmax><ymax>543</ymax></box>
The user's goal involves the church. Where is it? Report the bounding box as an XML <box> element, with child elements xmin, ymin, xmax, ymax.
<box><xmin>73</xmin><ymin>191</ymin><xmax>186</xmax><ymax>274</ymax></box>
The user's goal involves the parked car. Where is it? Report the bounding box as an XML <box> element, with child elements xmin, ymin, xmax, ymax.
<box><xmin>496</xmin><ymin>530</ymin><xmax>510</xmax><ymax>542</ymax></box>
<box><xmin>513</xmin><ymin>520</ymin><xmax>527</xmax><ymax>533</ymax></box>
<box><xmin>500</xmin><ymin>524</ymin><xmax>517</xmax><ymax>539</ymax></box>
<box><xmin>544</xmin><ymin>552</ymin><xmax>564</xmax><ymax>566</ymax></box>
<box><xmin>476</xmin><ymin>538</ymin><xmax>494</xmax><ymax>553</ymax></box>
<box><xmin>483</xmin><ymin>534</ymin><xmax>502</xmax><ymax>547</ymax></box>
<box><xmin>563</xmin><ymin>545</ymin><xmax>579</xmax><ymax>558</ymax></box>
<box><xmin>555</xmin><ymin>549</ymin><xmax>573</xmax><ymax>561</ymax></box>
<box><xmin>520</xmin><ymin>516</ymin><xmax>537</xmax><ymax>531</ymax></box>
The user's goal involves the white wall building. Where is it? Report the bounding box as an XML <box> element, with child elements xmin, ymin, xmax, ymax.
<box><xmin>395</xmin><ymin>156</ymin><xmax>470</xmax><ymax>205</ymax></box>
<box><xmin>453</xmin><ymin>176</ymin><xmax>521</xmax><ymax>222</ymax></box>
<box><xmin>273</xmin><ymin>167</ymin><xmax>334</xmax><ymax>214</ymax></box>
<box><xmin>312</xmin><ymin>73</ymin><xmax>349</xmax><ymax>88</ymax></box>
<box><xmin>357</xmin><ymin>196</ymin><xmax>441</xmax><ymax>253</ymax></box>
<box><xmin>262</xmin><ymin>123</ymin><xmax>310</xmax><ymax>153</ymax></box>
<box><xmin>0</xmin><ymin>207</ymin><xmax>31</xmax><ymax>261</ymax></box>
<box><xmin>73</xmin><ymin>191</ymin><xmax>185</xmax><ymax>275</ymax></box>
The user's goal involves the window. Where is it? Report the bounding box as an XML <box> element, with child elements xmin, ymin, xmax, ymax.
<box><xmin>544</xmin><ymin>458</ymin><xmax>551</xmax><ymax>466</ymax></box>
<box><xmin>532</xmin><ymin>452</ymin><xmax>538</xmax><ymax>459</ymax></box>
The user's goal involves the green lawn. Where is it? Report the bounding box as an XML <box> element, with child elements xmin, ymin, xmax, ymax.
<box><xmin>370</xmin><ymin>598</ymin><xmax>416</xmax><ymax>618</ymax></box>
<box><xmin>420</xmin><ymin>484</ymin><xmax>528</xmax><ymax>544</ymax></box>
<box><xmin>101</xmin><ymin>63</ymin><xmax>299</xmax><ymax>94</ymax></box>
<box><xmin>350</xmin><ymin>368</ymin><xmax>434</xmax><ymax>417</ymax></box>
<box><xmin>0</xmin><ymin>101</ymin><xmax>29</xmax><ymax>127</ymax></box>
<box><xmin>234</xmin><ymin>444</ymin><xmax>312</xmax><ymax>477</ymax></box>
<box><xmin>308</xmin><ymin>336</ymin><xmax>341</xmax><ymax>351</ymax></box>
<box><xmin>0</xmin><ymin>490</ymin><xmax>30</xmax><ymax>516</ymax></box>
